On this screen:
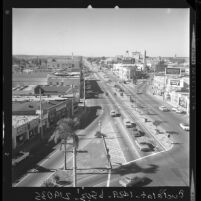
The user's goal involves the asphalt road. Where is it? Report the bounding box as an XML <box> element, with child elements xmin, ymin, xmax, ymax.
<box><xmin>14</xmin><ymin>60</ymin><xmax>189</xmax><ymax>187</ymax></box>
<box><xmin>89</xmin><ymin>62</ymin><xmax>189</xmax><ymax>186</ymax></box>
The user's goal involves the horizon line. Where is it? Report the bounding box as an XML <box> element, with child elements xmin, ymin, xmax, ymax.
<box><xmin>13</xmin><ymin>54</ymin><xmax>189</xmax><ymax>58</ymax></box>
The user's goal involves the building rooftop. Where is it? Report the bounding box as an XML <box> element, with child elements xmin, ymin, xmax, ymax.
<box><xmin>12</xmin><ymin>99</ymin><xmax>68</xmax><ymax>115</ymax></box>
<box><xmin>35</xmin><ymin>85</ymin><xmax>71</xmax><ymax>94</ymax></box>
<box><xmin>12</xmin><ymin>115</ymin><xmax>39</xmax><ymax>128</ymax></box>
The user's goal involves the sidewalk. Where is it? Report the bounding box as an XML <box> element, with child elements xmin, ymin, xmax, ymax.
<box><xmin>146</xmin><ymin>84</ymin><xmax>189</xmax><ymax>121</ymax></box>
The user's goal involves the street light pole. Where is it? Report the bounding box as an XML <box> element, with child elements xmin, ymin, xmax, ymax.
<box><xmin>73</xmin><ymin>146</ymin><xmax>77</xmax><ymax>187</ymax></box>
<box><xmin>39</xmin><ymin>87</ymin><xmax>43</xmax><ymax>140</ymax></box>
<box><xmin>71</xmin><ymin>84</ymin><xmax>74</xmax><ymax>117</ymax></box>
<box><xmin>83</xmin><ymin>77</ymin><xmax>86</xmax><ymax>109</ymax></box>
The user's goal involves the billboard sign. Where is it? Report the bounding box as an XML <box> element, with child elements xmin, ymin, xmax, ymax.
<box><xmin>169</xmin><ymin>79</ymin><xmax>180</xmax><ymax>86</ymax></box>
<box><xmin>165</xmin><ymin>67</ymin><xmax>181</xmax><ymax>75</ymax></box>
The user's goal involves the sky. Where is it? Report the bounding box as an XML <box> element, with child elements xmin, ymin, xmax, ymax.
<box><xmin>13</xmin><ymin>8</ymin><xmax>189</xmax><ymax>57</ymax></box>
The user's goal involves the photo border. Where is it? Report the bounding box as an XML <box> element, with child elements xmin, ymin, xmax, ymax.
<box><xmin>3</xmin><ymin>0</ymin><xmax>197</xmax><ymax>201</ymax></box>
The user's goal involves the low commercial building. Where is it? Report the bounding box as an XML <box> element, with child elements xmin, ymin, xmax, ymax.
<box><xmin>47</xmin><ymin>72</ymin><xmax>81</xmax><ymax>86</ymax></box>
<box><xmin>12</xmin><ymin>98</ymin><xmax>79</xmax><ymax>150</ymax></box>
<box><xmin>12</xmin><ymin>115</ymin><xmax>39</xmax><ymax>150</ymax></box>
<box><xmin>168</xmin><ymin>91</ymin><xmax>189</xmax><ymax>114</ymax></box>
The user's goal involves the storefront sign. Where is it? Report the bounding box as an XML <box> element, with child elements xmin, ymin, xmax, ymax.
<box><xmin>169</xmin><ymin>79</ymin><xmax>180</xmax><ymax>86</ymax></box>
<box><xmin>165</xmin><ymin>67</ymin><xmax>181</xmax><ymax>75</ymax></box>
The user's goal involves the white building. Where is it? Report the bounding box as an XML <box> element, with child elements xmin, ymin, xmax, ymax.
<box><xmin>113</xmin><ymin>64</ymin><xmax>136</xmax><ymax>81</ymax></box>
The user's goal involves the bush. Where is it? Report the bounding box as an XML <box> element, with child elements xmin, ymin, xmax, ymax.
<box><xmin>53</xmin><ymin>170</ymin><xmax>72</xmax><ymax>186</ymax></box>
<box><xmin>42</xmin><ymin>178</ymin><xmax>57</xmax><ymax>187</ymax></box>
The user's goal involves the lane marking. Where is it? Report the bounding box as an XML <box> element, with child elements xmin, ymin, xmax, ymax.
<box><xmin>123</xmin><ymin>150</ymin><xmax>166</xmax><ymax>166</ymax></box>
<box><xmin>106</xmin><ymin>169</ymin><xmax>111</xmax><ymax>187</ymax></box>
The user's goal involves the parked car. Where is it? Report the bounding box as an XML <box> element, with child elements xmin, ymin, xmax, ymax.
<box><xmin>12</xmin><ymin>151</ymin><xmax>30</xmax><ymax>166</ymax></box>
<box><xmin>133</xmin><ymin>127</ymin><xmax>138</xmax><ymax>132</ymax></box>
<box><xmin>115</xmin><ymin>111</ymin><xmax>121</xmax><ymax>117</ymax></box>
<box><xmin>95</xmin><ymin>131</ymin><xmax>107</xmax><ymax>138</ymax></box>
<box><xmin>179</xmin><ymin>123</ymin><xmax>189</xmax><ymax>131</ymax></box>
<box><xmin>171</xmin><ymin>107</ymin><xmax>178</xmax><ymax>112</ymax></box>
<box><xmin>134</xmin><ymin>130</ymin><xmax>145</xmax><ymax>137</ymax></box>
<box><xmin>110</xmin><ymin>110</ymin><xmax>116</xmax><ymax>117</ymax></box>
<box><xmin>176</xmin><ymin>109</ymin><xmax>186</xmax><ymax>114</ymax></box>
<box><xmin>135</xmin><ymin>141</ymin><xmax>151</xmax><ymax>152</ymax></box>
<box><xmin>123</xmin><ymin>119</ymin><xmax>133</xmax><ymax>128</ymax></box>
<box><xmin>119</xmin><ymin>173</ymin><xmax>146</xmax><ymax>187</ymax></box>
<box><xmin>159</xmin><ymin>106</ymin><xmax>169</xmax><ymax>112</ymax></box>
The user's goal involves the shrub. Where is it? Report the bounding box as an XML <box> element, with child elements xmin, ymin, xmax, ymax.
<box><xmin>42</xmin><ymin>178</ymin><xmax>57</xmax><ymax>187</ymax></box>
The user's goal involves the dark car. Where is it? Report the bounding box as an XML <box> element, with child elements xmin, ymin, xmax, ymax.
<box><xmin>134</xmin><ymin>130</ymin><xmax>144</xmax><ymax>137</ymax></box>
<box><xmin>95</xmin><ymin>131</ymin><xmax>107</xmax><ymax>138</ymax></box>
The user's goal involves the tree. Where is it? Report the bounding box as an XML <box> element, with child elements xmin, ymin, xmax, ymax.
<box><xmin>49</xmin><ymin>117</ymin><xmax>80</xmax><ymax>186</ymax></box>
<box><xmin>155</xmin><ymin>60</ymin><xmax>167</xmax><ymax>72</ymax></box>
<box><xmin>42</xmin><ymin>178</ymin><xmax>58</xmax><ymax>187</ymax></box>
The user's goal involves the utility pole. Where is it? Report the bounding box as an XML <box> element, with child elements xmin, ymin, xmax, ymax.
<box><xmin>73</xmin><ymin>145</ymin><xmax>77</xmax><ymax>187</ymax></box>
<box><xmin>39</xmin><ymin>87</ymin><xmax>44</xmax><ymax>140</ymax></box>
<box><xmin>163</xmin><ymin>70</ymin><xmax>166</xmax><ymax>102</ymax></box>
<box><xmin>83</xmin><ymin>77</ymin><xmax>86</xmax><ymax>109</ymax></box>
<box><xmin>71</xmin><ymin>84</ymin><xmax>74</xmax><ymax>117</ymax></box>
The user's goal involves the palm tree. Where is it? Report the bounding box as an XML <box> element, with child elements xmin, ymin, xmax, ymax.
<box><xmin>49</xmin><ymin>117</ymin><xmax>80</xmax><ymax>186</ymax></box>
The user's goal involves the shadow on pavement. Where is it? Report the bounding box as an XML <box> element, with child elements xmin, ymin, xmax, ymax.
<box><xmin>166</xmin><ymin>131</ymin><xmax>179</xmax><ymax>135</ymax></box>
<box><xmin>112</xmin><ymin>163</ymin><xmax>159</xmax><ymax>176</ymax></box>
<box><xmin>79</xmin><ymin>106</ymin><xmax>101</xmax><ymax>129</ymax></box>
<box><xmin>32</xmin><ymin>165</ymin><xmax>57</xmax><ymax>173</ymax></box>
<box><xmin>85</xmin><ymin>80</ymin><xmax>104</xmax><ymax>99</ymax></box>
<box><xmin>131</xmin><ymin>177</ymin><xmax>153</xmax><ymax>187</ymax></box>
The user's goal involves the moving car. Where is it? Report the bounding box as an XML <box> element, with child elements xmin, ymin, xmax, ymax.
<box><xmin>12</xmin><ymin>151</ymin><xmax>29</xmax><ymax>166</ymax></box>
<box><xmin>110</xmin><ymin>110</ymin><xmax>116</xmax><ymax>117</ymax></box>
<box><xmin>123</xmin><ymin>119</ymin><xmax>133</xmax><ymax>128</ymax></box>
<box><xmin>159</xmin><ymin>106</ymin><xmax>169</xmax><ymax>112</ymax></box>
<box><xmin>119</xmin><ymin>173</ymin><xmax>146</xmax><ymax>187</ymax></box>
<box><xmin>179</xmin><ymin>123</ymin><xmax>189</xmax><ymax>131</ymax></box>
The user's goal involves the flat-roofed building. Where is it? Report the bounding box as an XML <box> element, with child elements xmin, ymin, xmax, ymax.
<box><xmin>113</xmin><ymin>63</ymin><xmax>137</xmax><ymax>82</ymax></box>
<box><xmin>12</xmin><ymin>115</ymin><xmax>39</xmax><ymax>149</ymax></box>
<box><xmin>12</xmin><ymin>98</ymin><xmax>79</xmax><ymax>150</ymax></box>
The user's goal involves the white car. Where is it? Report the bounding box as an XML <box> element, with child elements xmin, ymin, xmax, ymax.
<box><xmin>12</xmin><ymin>151</ymin><xmax>29</xmax><ymax>166</ymax></box>
<box><xmin>171</xmin><ymin>107</ymin><xmax>178</xmax><ymax>112</ymax></box>
<box><xmin>176</xmin><ymin>109</ymin><xmax>186</xmax><ymax>114</ymax></box>
<box><xmin>159</xmin><ymin>106</ymin><xmax>169</xmax><ymax>112</ymax></box>
<box><xmin>123</xmin><ymin>119</ymin><xmax>133</xmax><ymax>128</ymax></box>
<box><xmin>179</xmin><ymin>123</ymin><xmax>189</xmax><ymax>131</ymax></box>
<box><xmin>110</xmin><ymin>110</ymin><xmax>116</xmax><ymax>117</ymax></box>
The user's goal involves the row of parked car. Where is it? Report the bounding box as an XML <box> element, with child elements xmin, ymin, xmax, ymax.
<box><xmin>159</xmin><ymin>105</ymin><xmax>186</xmax><ymax>114</ymax></box>
<box><xmin>158</xmin><ymin>106</ymin><xmax>189</xmax><ymax>131</ymax></box>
